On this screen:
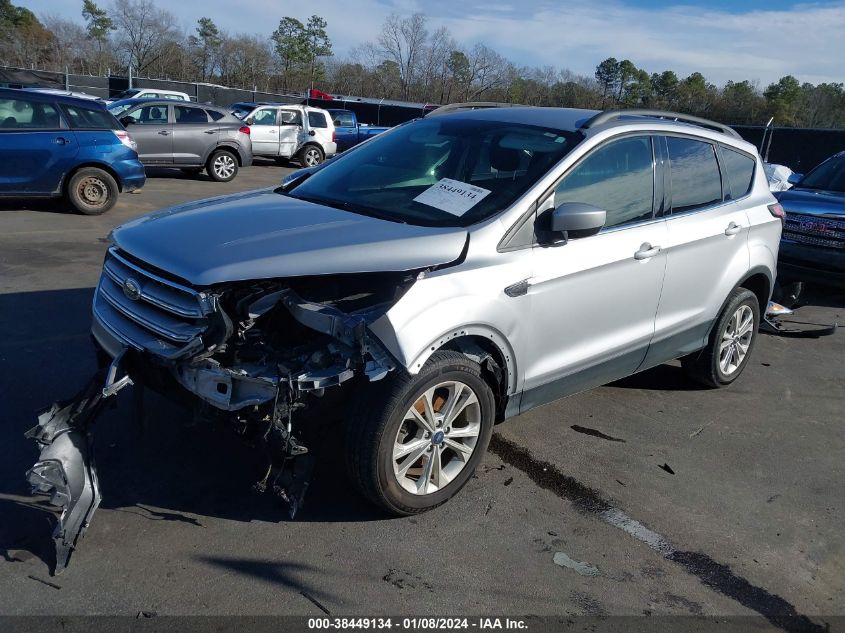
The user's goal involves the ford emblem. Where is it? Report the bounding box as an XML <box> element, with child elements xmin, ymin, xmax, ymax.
<box><xmin>123</xmin><ymin>277</ymin><xmax>141</xmax><ymax>301</ymax></box>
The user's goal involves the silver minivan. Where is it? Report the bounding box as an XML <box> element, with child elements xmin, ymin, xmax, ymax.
<box><xmin>27</xmin><ymin>106</ymin><xmax>784</xmax><ymax>571</ymax></box>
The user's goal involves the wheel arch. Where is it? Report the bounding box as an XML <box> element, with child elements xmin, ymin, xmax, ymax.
<box><xmin>206</xmin><ymin>144</ymin><xmax>243</xmax><ymax>166</ymax></box>
<box><xmin>405</xmin><ymin>326</ymin><xmax>518</xmax><ymax>399</ymax></box>
<box><xmin>736</xmin><ymin>266</ymin><xmax>773</xmax><ymax>315</ymax></box>
<box><xmin>61</xmin><ymin>162</ymin><xmax>124</xmax><ymax>194</ymax></box>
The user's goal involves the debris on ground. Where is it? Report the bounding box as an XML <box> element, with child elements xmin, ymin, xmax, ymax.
<box><xmin>659</xmin><ymin>463</ymin><xmax>675</xmax><ymax>475</ymax></box>
<box><xmin>689</xmin><ymin>423</ymin><xmax>710</xmax><ymax>438</ymax></box>
<box><xmin>553</xmin><ymin>552</ymin><xmax>601</xmax><ymax>577</ymax></box>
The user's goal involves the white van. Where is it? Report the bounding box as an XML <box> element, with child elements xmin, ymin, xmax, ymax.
<box><xmin>246</xmin><ymin>104</ymin><xmax>337</xmax><ymax>166</ymax></box>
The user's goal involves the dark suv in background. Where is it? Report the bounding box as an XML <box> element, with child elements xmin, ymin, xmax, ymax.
<box><xmin>0</xmin><ymin>87</ymin><xmax>145</xmax><ymax>215</ymax></box>
<box><xmin>107</xmin><ymin>99</ymin><xmax>252</xmax><ymax>182</ymax></box>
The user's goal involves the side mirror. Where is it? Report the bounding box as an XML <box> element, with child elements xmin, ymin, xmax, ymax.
<box><xmin>551</xmin><ymin>202</ymin><xmax>606</xmax><ymax>236</ymax></box>
<box><xmin>787</xmin><ymin>172</ymin><xmax>803</xmax><ymax>185</ymax></box>
<box><xmin>120</xmin><ymin>116</ymin><xmax>133</xmax><ymax>126</ymax></box>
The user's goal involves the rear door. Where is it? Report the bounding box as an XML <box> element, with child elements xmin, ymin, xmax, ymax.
<box><xmin>122</xmin><ymin>103</ymin><xmax>172</xmax><ymax>163</ymax></box>
<box><xmin>306</xmin><ymin>109</ymin><xmax>334</xmax><ymax>154</ymax></box>
<box><xmin>171</xmin><ymin>105</ymin><xmax>217</xmax><ymax>165</ymax></box>
<box><xmin>0</xmin><ymin>95</ymin><xmax>78</xmax><ymax>194</ymax></box>
<box><xmin>248</xmin><ymin>107</ymin><xmax>280</xmax><ymax>155</ymax></box>
<box><xmin>642</xmin><ymin>134</ymin><xmax>751</xmax><ymax>368</ymax></box>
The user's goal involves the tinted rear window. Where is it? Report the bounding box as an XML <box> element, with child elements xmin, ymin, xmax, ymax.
<box><xmin>667</xmin><ymin>136</ymin><xmax>722</xmax><ymax>213</ymax></box>
<box><xmin>721</xmin><ymin>146</ymin><xmax>755</xmax><ymax>199</ymax></box>
<box><xmin>60</xmin><ymin>103</ymin><xmax>118</xmax><ymax>129</ymax></box>
<box><xmin>308</xmin><ymin>111</ymin><xmax>328</xmax><ymax>128</ymax></box>
<box><xmin>174</xmin><ymin>106</ymin><xmax>209</xmax><ymax>123</ymax></box>
<box><xmin>206</xmin><ymin>109</ymin><xmax>225</xmax><ymax>121</ymax></box>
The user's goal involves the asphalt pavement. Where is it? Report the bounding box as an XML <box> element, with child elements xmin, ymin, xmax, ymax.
<box><xmin>0</xmin><ymin>161</ymin><xmax>842</xmax><ymax>629</ymax></box>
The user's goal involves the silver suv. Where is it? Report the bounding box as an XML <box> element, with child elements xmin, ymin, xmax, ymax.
<box><xmin>27</xmin><ymin>106</ymin><xmax>783</xmax><ymax>571</ymax></box>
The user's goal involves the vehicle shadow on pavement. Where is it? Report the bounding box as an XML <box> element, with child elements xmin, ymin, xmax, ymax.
<box><xmin>609</xmin><ymin>363</ymin><xmax>707</xmax><ymax>392</ymax></box>
<box><xmin>0</xmin><ymin>197</ymin><xmax>77</xmax><ymax>214</ymax></box>
<box><xmin>0</xmin><ymin>287</ymin><xmax>386</xmax><ymax>571</ymax></box>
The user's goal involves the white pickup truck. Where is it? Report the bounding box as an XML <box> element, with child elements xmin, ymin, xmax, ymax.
<box><xmin>245</xmin><ymin>104</ymin><xmax>337</xmax><ymax>166</ymax></box>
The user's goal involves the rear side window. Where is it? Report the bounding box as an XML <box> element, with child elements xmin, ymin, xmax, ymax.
<box><xmin>721</xmin><ymin>146</ymin><xmax>755</xmax><ymax>199</ymax></box>
<box><xmin>667</xmin><ymin>137</ymin><xmax>722</xmax><ymax>213</ymax></box>
<box><xmin>307</xmin><ymin>111</ymin><xmax>328</xmax><ymax>128</ymax></box>
<box><xmin>206</xmin><ymin>109</ymin><xmax>225</xmax><ymax>121</ymax></box>
<box><xmin>0</xmin><ymin>98</ymin><xmax>62</xmax><ymax>129</ymax></box>
<box><xmin>554</xmin><ymin>136</ymin><xmax>655</xmax><ymax>229</ymax></box>
<box><xmin>60</xmin><ymin>103</ymin><xmax>118</xmax><ymax>129</ymax></box>
<box><xmin>332</xmin><ymin>112</ymin><xmax>355</xmax><ymax>127</ymax></box>
<box><xmin>174</xmin><ymin>106</ymin><xmax>209</xmax><ymax>123</ymax></box>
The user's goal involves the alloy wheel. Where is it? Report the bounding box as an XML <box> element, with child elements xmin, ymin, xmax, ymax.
<box><xmin>719</xmin><ymin>304</ymin><xmax>754</xmax><ymax>375</ymax></box>
<box><xmin>213</xmin><ymin>154</ymin><xmax>235</xmax><ymax>179</ymax></box>
<box><xmin>392</xmin><ymin>380</ymin><xmax>481</xmax><ymax>495</ymax></box>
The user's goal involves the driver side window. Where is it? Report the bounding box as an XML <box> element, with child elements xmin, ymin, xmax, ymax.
<box><xmin>554</xmin><ymin>136</ymin><xmax>655</xmax><ymax>229</ymax></box>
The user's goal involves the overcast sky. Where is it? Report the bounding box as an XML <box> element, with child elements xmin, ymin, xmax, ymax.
<box><xmin>21</xmin><ymin>0</ymin><xmax>845</xmax><ymax>87</ymax></box>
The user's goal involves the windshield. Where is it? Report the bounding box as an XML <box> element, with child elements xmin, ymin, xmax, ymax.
<box><xmin>112</xmin><ymin>89</ymin><xmax>140</xmax><ymax>100</ymax></box>
<box><xmin>107</xmin><ymin>102</ymin><xmax>134</xmax><ymax>116</ymax></box>
<box><xmin>799</xmin><ymin>155</ymin><xmax>845</xmax><ymax>193</ymax></box>
<box><xmin>285</xmin><ymin>117</ymin><xmax>578</xmax><ymax>227</ymax></box>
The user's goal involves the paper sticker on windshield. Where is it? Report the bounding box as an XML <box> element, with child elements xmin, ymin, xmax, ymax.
<box><xmin>413</xmin><ymin>178</ymin><xmax>491</xmax><ymax>216</ymax></box>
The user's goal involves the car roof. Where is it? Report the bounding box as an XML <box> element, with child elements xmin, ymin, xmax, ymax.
<box><xmin>110</xmin><ymin>98</ymin><xmax>213</xmax><ymax>109</ymax></box>
<box><xmin>431</xmin><ymin>105</ymin><xmax>754</xmax><ymax>151</ymax></box>
<box><xmin>0</xmin><ymin>86</ymin><xmax>109</xmax><ymax>109</ymax></box>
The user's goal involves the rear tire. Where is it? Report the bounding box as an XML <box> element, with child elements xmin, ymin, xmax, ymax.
<box><xmin>207</xmin><ymin>150</ymin><xmax>238</xmax><ymax>182</ymax></box>
<box><xmin>681</xmin><ymin>287</ymin><xmax>760</xmax><ymax>387</ymax></box>
<box><xmin>298</xmin><ymin>144</ymin><xmax>324</xmax><ymax>167</ymax></box>
<box><xmin>67</xmin><ymin>167</ymin><xmax>118</xmax><ymax>215</ymax></box>
<box><xmin>346</xmin><ymin>351</ymin><xmax>495</xmax><ymax>516</ymax></box>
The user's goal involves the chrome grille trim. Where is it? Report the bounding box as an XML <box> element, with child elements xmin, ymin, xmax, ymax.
<box><xmin>94</xmin><ymin>248</ymin><xmax>212</xmax><ymax>358</ymax></box>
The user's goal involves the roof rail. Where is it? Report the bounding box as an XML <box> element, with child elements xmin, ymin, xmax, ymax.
<box><xmin>580</xmin><ymin>108</ymin><xmax>742</xmax><ymax>139</ymax></box>
<box><xmin>426</xmin><ymin>101</ymin><xmax>527</xmax><ymax>117</ymax></box>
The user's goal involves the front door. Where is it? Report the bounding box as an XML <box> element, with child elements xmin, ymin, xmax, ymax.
<box><xmin>123</xmin><ymin>103</ymin><xmax>172</xmax><ymax>164</ymax></box>
<box><xmin>248</xmin><ymin>107</ymin><xmax>280</xmax><ymax>156</ymax></box>
<box><xmin>521</xmin><ymin>135</ymin><xmax>667</xmax><ymax>411</ymax></box>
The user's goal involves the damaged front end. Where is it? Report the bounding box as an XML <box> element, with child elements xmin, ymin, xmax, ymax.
<box><xmin>27</xmin><ymin>247</ymin><xmax>412</xmax><ymax>574</ymax></box>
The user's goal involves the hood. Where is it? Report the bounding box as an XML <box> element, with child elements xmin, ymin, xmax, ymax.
<box><xmin>776</xmin><ymin>187</ymin><xmax>845</xmax><ymax>218</ymax></box>
<box><xmin>112</xmin><ymin>189</ymin><xmax>468</xmax><ymax>286</ymax></box>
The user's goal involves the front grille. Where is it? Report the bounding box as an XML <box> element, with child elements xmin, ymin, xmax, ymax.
<box><xmin>783</xmin><ymin>213</ymin><xmax>845</xmax><ymax>250</ymax></box>
<box><xmin>93</xmin><ymin>248</ymin><xmax>213</xmax><ymax>358</ymax></box>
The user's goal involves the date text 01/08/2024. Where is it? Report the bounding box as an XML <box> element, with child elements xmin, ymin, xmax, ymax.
<box><xmin>307</xmin><ymin>618</ymin><xmax>529</xmax><ymax>630</ymax></box>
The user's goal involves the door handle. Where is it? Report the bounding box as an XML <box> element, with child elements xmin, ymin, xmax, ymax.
<box><xmin>157</xmin><ymin>130</ymin><xmax>170</xmax><ymax>136</ymax></box>
<box><xmin>634</xmin><ymin>243</ymin><xmax>661</xmax><ymax>260</ymax></box>
<box><xmin>724</xmin><ymin>222</ymin><xmax>742</xmax><ymax>236</ymax></box>
<box><xmin>54</xmin><ymin>137</ymin><xmax>69</xmax><ymax>145</ymax></box>
<box><xmin>504</xmin><ymin>280</ymin><xmax>530</xmax><ymax>297</ymax></box>
<box><xmin>204</xmin><ymin>130</ymin><xmax>216</xmax><ymax>134</ymax></box>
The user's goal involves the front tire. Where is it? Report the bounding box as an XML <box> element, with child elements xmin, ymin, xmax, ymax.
<box><xmin>298</xmin><ymin>144</ymin><xmax>324</xmax><ymax>167</ymax></box>
<box><xmin>207</xmin><ymin>150</ymin><xmax>238</xmax><ymax>182</ymax></box>
<box><xmin>682</xmin><ymin>287</ymin><xmax>760</xmax><ymax>387</ymax></box>
<box><xmin>67</xmin><ymin>167</ymin><xmax>118</xmax><ymax>215</ymax></box>
<box><xmin>347</xmin><ymin>351</ymin><xmax>495</xmax><ymax>515</ymax></box>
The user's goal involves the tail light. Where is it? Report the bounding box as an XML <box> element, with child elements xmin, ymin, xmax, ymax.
<box><xmin>332</xmin><ymin>130</ymin><xmax>336</xmax><ymax>142</ymax></box>
<box><xmin>239</xmin><ymin>126</ymin><xmax>250</xmax><ymax>135</ymax></box>
<box><xmin>113</xmin><ymin>129</ymin><xmax>137</xmax><ymax>151</ymax></box>
<box><xmin>768</xmin><ymin>202</ymin><xmax>786</xmax><ymax>223</ymax></box>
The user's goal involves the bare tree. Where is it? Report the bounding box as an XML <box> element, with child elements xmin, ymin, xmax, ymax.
<box><xmin>376</xmin><ymin>13</ymin><xmax>428</xmax><ymax>100</ymax></box>
<box><xmin>110</xmin><ymin>0</ymin><xmax>179</xmax><ymax>75</ymax></box>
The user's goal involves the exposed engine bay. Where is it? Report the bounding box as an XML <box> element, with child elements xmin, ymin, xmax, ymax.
<box><xmin>26</xmin><ymin>256</ymin><xmax>419</xmax><ymax>574</ymax></box>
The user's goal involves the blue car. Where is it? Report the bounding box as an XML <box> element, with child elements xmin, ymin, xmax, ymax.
<box><xmin>776</xmin><ymin>151</ymin><xmax>845</xmax><ymax>289</ymax></box>
<box><xmin>0</xmin><ymin>88</ymin><xmax>145</xmax><ymax>215</ymax></box>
